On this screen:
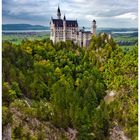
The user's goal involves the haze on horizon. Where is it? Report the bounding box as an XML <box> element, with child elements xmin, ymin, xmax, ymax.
<box><xmin>2</xmin><ymin>0</ymin><xmax>138</xmax><ymax>28</ymax></box>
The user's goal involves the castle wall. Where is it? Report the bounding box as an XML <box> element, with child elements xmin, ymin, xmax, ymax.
<box><xmin>51</xmin><ymin>26</ymin><xmax>78</xmax><ymax>43</ymax></box>
<box><xmin>50</xmin><ymin>23</ymin><xmax>94</xmax><ymax>47</ymax></box>
<box><xmin>83</xmin><ymin>33</ymin><xmax>92</xmax><ymax>47</ymax></box>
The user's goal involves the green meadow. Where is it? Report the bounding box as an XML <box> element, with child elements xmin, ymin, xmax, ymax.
<box><xmin>2</xmin><ymin>32</ymin><xmax>50</xmax><ymax>44</ymax></box>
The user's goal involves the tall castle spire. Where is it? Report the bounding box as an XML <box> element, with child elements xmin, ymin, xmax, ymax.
<box><xmin>63</xmin><ymin>14</ymin><xmax>66</xmax><ymax>20</ymax></box>
<box><xmin>57</xmin><ymin>6</ymin><xmax>61</xmax><ymax>19</ymax></box>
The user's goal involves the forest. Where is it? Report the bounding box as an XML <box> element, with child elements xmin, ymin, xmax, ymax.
<box><xmin>2</xmin><ymin>33</ymin><xmax>138</xmax><ymax>140</ymax></box>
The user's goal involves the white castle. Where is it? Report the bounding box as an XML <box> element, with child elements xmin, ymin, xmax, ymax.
<box><xmin>50</xmin><ymin>6</ymin><xmax>96</xmax><ymax>47</ymax></box>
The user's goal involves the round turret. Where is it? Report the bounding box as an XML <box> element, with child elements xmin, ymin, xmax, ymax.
<box><xmin>92</xmin><ymin>19</ymin><xmax>96</xmax><ymax>35</ymax></box>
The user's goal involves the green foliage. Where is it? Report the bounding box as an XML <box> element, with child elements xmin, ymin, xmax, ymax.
<box><xmin>2</xmin><ymin>106</ymin><xmax>12</xmax><ymax>126</ymax></box>
<box><xmin>13</xmin><ymin>124</ymin><xmax>24</xmax><ymax>139</ymax></box>
<box><xmin>2</xmin><ymin>82</ymin><xmax>17</xmax><ymax>106</ymax></box>
<box><xmin>11</xmin><ymin>82</ymin><xmax>22</xmax><ymax>97</ymax></box>
<box><xmin>2</xmin><ymin>34</ymin><xmax>138</xmax><ymax>139</ymax></box>
<box><xmin>103</xmin><ymin>46</ymin><xmax>138</xmax><ymax>139</ymax></box>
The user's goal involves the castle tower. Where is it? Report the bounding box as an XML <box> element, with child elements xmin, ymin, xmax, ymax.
<box><xmin>79</xmin><ymin>30</ymin><xmax>83</xmax><ymax>47</ymax></box>
<box><xmin>63</xmin><ymin>15</ymin><xmax>66</xmax><ymax>41</ymax></box>
<box><xmin>92</xmin><ymin>20</ymin><xmax>96</xmax><ymax>35</ymax></box>
<box><xmin>57</xmin><ymin>6</ymin><xmax>61</xmax><ymax>19</ymax></box>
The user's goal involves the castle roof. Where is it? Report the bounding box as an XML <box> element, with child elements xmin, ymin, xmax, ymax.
<box><xmin>52</xmin><ymin>19</ymin><xmax>78</xmax><ymax>27</ymax></box>
<box><xmin>57</xmin><ymin>6</ymin><xmax>61</xmax><ymax>13</ymax></box>
<box><xmin>63</xmin><ymin>15</ymin><xmax>66</xmax><ymax>20</ymax></box>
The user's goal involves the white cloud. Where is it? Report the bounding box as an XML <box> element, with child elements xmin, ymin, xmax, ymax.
<box><xmin>85</xmin><ymin>15</ymin><xmax>99</xmax><ymax>21</ymax></box>
<box><xmin>2</xmin><ymin>0</ymin><xmax>138</xmax><ymax>27</ymax></box>
<box><xmin>71</xmin><ymin>0</ymin><xmax>87</xmax><ymax>3</ymax></box>
<box><xmin>114</xmin><ymin>12</ymin><xmax>137</xmax><ymax>20</ymax></box>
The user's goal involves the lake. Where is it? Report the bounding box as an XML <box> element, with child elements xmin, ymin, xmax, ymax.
<box><xmin>112</xmin><ymin>31</ymin><xmax>138</xmax><ymax>34</ymax></box>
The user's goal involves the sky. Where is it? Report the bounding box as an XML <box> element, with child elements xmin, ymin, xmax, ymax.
<box><xmin>2</xmin><ymin>0</ymin><xmax>138</xmax><ymax>28</ymax></box>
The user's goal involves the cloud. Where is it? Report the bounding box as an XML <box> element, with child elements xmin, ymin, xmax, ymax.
<box><xmin>114</xmin><ymin>12</ymin><xmax>137</xmax><ymax>20</ymax></box>
<box><xmin>2</xmin><ymin>0</ymin><xmax>138</xmax><ymax>27</ymax></box>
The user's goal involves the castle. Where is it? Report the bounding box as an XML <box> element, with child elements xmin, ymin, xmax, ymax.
<box><xmin>50</xmin><ymin>6</ymin><xmax>96</xmax><ymax>47</ymax></box>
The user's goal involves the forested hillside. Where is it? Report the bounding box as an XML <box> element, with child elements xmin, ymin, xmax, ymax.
<box><xmin>2</xmin><ymin>34</ymin><xmax>138</xmax><ymax>140</ymax></box>
<box><xmin>2</xmin><ymin>24</ymin><xmax>49</xmax><ymax>30</ymax></box>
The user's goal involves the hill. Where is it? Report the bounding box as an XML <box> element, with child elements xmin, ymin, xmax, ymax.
<box><xmin>2</xmin><ymin>24</ymin><xmax>50</xmax><ymax>30</ymax></box>
<box><xmin>2</xmin><ymin>34</ymin><xmax>138</xmax><ymax>140</ymax></box>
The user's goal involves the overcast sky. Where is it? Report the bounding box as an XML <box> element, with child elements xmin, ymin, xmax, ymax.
<box><xmin>2</xmin><ymin>0</ymin><xmax>138</xmax><ymax>28</ymax></box>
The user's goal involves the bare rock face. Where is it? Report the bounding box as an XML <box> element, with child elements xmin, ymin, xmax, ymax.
<box><xmin>2</xmin><ymin>123</ymin><xmax>11</xmax><ymax>140</ymax></box>
<box><xmin>67</xmin><ymin>127</ymin><xmax>78</xmax><ymax>140</ymax></box>
<box><xmin>109</xmin><ymin>126</ymin><xmax>131</xmax><ymax>140</ymax></box>
<box><xmin>104</xmin><ymin>90</ymin><xmax>116</xmax><ymax>104</ymax></box>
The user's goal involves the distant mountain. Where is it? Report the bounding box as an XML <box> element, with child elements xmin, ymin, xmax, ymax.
<box><xmin>2</xmin><ymin>24</ymin><xmax>50</xmax><ymax>30</ymax></box>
